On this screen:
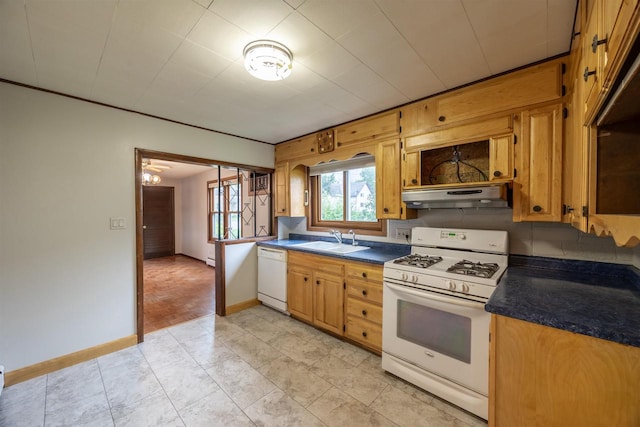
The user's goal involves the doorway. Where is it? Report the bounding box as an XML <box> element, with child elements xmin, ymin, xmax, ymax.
<box><xmin>135</xmin><ymin>148</ymin><xmax>274</xmax><ymax>342</ymax></box>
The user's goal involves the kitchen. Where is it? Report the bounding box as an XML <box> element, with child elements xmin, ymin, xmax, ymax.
<box><xmin>1</xmin><ymin>0</ymin><xmax>640</xmax><ymax>426</ymax></box>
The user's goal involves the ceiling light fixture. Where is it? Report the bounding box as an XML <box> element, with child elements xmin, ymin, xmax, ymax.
<box><xmin>243</xmin><ymin>40</ymin><xmax>293</xmax><ymax>81</ymax></box>
<box><xmin>142</xmin><ymin>171</ymin><xmax>161</xmax><ymax>185</ymax></box>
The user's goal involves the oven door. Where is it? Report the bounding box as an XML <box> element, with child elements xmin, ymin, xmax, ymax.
<box><xmin>382</xmin><ymin>279</ymin><xmax>490</xmax><ymax>395</ymax></box>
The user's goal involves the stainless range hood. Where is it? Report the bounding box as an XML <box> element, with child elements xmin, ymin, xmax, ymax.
<box><xmin>402</xmin><ymin>183</ymin><xmax>510</xmax><ymax>209</ymax></box>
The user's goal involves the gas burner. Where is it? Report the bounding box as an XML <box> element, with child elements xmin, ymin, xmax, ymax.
<box><xmin>393</xmin><ymin>254</ymin><xmax>443</xmax><ymax>269</ymax></box>
<box><xmin>447</xmin><ymin>260</ymin><xmax>500</xmax><ymax>278</ymax></box>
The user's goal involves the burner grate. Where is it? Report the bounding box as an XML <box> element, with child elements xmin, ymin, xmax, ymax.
<box><xmin>393</xmin><ymin>254</ymin><xmax>443</xmax><ymax>269</ymax></box>
<box><xmin>447</xmin><ymin>260</ymin><xmax>499</xmax><ymax>278</ymax></box>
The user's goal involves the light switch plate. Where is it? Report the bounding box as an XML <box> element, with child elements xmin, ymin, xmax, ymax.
<box><xmin>110</xmin><ymin>217</ymin><xmax>126</xmax><ymax>230</ymax></box>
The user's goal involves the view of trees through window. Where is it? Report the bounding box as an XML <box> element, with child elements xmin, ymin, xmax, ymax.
<box><xmin>319</xmin><ymin>166</ymin><xmax>376</xmax><ymax>222</ymax></box>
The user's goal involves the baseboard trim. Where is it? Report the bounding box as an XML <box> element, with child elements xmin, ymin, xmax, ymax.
<box><xmin>225</xmin><ymin>299</ymin><xmax>260</xmax><ymax>315</ymax></box>
<box><xmin>4</xmin><ymin>335</ymin><xmax>137</xmax><ymax>387</ymax></box>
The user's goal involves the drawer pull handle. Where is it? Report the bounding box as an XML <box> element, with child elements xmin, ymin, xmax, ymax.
<box><xmin>316</xmin><ymin>280</ymin><xmax>320</xmax><ymax>285</ymax></box>
<box><xmin>362</xmin><ymin>331</ymin><xmax>368</xmax><ymax>338</ymax></box>
<box><xmin>493</xmin><ymin>170</ymin><xmax>502</xmax><ymax>177</ymax></box>
<box><xmin>438</xmin><ymin>116</ymin><xmax>446</xmax><ymax>122</ymax></box>
<box><xmin>362</xmin><ymin>310</ymin><xmax>367</xmax><ymax>316</ymax></box>
<box><xmin>533</xmin><ymin>205</ymin><xmax>542</xmax><ymax>213</ymax></box>
<box><xmin>361</xmin><ymin>272</ymin><xmax>367</xmax><ymax>278</ymax></box>
<box><xmin>362</xmin><ymin>290</ymin><xmax>368</xmax><ymax>296</ymax></box>
<box><xmin>304</xmin><ymin>277</ymin><xmax>308</xmax><ymax>282</ymax></box>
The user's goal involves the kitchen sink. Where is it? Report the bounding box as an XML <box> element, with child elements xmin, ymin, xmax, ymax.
<box><xmin>293</xmin><ymin>241</ymin><xmax>370</xmax><ymax>254</ymax></box>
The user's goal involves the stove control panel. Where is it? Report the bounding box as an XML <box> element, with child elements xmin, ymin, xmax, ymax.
<box><xmin>440</xmin><ymin>231</ymin><xmax>466</xmax><ymax>240</ymax></box>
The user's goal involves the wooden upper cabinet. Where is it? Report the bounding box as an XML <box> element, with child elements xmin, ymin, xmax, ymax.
<box><xmin>402</xmin><ymin>150</ymin><xmax>421</xmax><ymax>189</ymax></box>
<box><xmin>401</xmin><ymin>58</ymin><xmax>564</xmax><ymax>138</ymax></box>
<box><xmin>376</xmin><ymin>139</ymin><xmax>409</xmax><ymax>219</ymax></box>
<box><xmin>274</xmin><ymin>162</ymin><xmax>307</xmax><ymax>217</ymax></box>
<box><xmin>400</xmin><ymin>99</ymin><xmax>438</xmax><ymax>137</ymax></box>
<box><xmin>336</xmin><ymin>110</ymin><xmax>399</xmax><ymax>146</ymax></box>
<box><xmin>435</xmin><ymin>60</ymin><xmax>563</xmax><ymax>126</ymax></box>
<box><xmin>275</xmin><ymin>134</ymin><xmax>317</xmax><ymax>164</ymax></box>
<box><xmin>513</xmin><ymin>104</ymin><xmax>563</xmax><ymax>222</ymax></box>
<box><xmin>489</xmin><ymin>134</ymin><xmax>514</xmax><ymax>181</ymax></box>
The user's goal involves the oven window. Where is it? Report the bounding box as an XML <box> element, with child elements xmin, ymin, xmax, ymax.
<box><xmin>397</xmin><ymin>300</ymin><xmax>471</xmax><ymax>363</ymax></box>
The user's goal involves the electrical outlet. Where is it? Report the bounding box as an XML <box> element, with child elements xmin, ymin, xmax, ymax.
<box><xmin>396</xmin><ymin>228</ymin><xmax>411</xmax><ymax>241</ymax></box>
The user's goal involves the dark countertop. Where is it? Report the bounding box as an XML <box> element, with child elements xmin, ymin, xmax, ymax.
<box><xmin>257</xmin><ymin>233</ymin><xmax>410</xmax><ymax>265</ymax></box>
<box><xmin>486</xmin><ymin>255</ymin><xmax>640</xmax><ymax>348</ymax></box>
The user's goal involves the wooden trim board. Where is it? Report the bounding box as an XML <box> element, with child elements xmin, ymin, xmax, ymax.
<box><xmin>4</xmin><ymin>335</ymin><xmax>137</xmax><ymax>387</ymax></box>
<box><xmin>226</xmin><ymin>299</ymin><xmax>261</xmax><ymax>315</ymax></box>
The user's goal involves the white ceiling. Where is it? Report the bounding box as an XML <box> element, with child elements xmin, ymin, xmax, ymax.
<box><xmin>0</xmin><ymin>0</ymin><xmax>577</xmax><ymax>144</ymax></box>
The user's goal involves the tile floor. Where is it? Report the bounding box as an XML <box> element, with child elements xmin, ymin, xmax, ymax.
<box><xmin>0</xmin><ymin>305</ymin><xmax>488</xmax><ymax>426</ymax></box>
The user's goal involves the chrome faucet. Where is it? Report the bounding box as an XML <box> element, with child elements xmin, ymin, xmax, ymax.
<box><xmin>330</xmin><ymin>229</ymin><xmax>343</xmax><ymax>244</ymax></box>
<box><xmin>348</xmin><ymin>229</ymin><xmax>357</xmax><ymax>246</ymax></box>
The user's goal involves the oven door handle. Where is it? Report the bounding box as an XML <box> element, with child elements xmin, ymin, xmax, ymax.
<box><xmin>384</xmin><ymin>281</ymin><xmax>485</xmax><ymax>309</ymax></box>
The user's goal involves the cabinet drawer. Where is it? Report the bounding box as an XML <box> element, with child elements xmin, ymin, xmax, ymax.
<box><xmin>345</xmin><ymin>263</ymin><xmax>382</xmax><ymax>283</ymax></box>
<box><xmin>288</xmin><ymin>251</ymin><xmax>345</xmax><ymax>276</ymax></box>
<box><xmin>346</xmin><ymin>280</ymin><xmax>383</xmax><ymax>305</ymax></box>
<box><xmin>346</xmin><ymin>297</ymin><xmax>382</xmax><ymax>324</ymax></box>
<box><xmin>346</xmin><ymin>316</ymin><xmax>382</xmax><ymax>350</ymax></box>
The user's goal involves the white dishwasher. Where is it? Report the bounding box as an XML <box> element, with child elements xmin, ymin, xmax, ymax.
<box><xmin>257</xmin><ymin>247</ymin><xmax>288</xmax><ymax>314</ymax></box>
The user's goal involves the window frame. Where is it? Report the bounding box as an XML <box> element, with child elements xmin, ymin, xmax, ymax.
<box><xmin>207</xmin><ymin>176</ymin><xmax>242</xmax><ymax>242</ymax></box>
<box><xmin>308</xmin><ymin>170</ymin><xmax>386</xmax><ymax>236</ymax></box>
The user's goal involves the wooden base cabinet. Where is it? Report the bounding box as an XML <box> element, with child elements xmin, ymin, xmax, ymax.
<box><xmin>287</xmin><ymin>251</ymin><xmax>344</xmax><ymax>335</ymax></box>
<box><xmin>344</xmin><ymin>262</ymin><xmax>383</xmax><ymax>352</ymax></box>
<box><xmin>489</xmin><ymin>315</ymin><xmax>640</xmax><ymax>427</ymax></box>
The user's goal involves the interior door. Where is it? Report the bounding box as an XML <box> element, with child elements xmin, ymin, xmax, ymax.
<box><xmin>143</xmin><ymin>186</ymin><xmax>175</xmax><ymax>259</ymax></box>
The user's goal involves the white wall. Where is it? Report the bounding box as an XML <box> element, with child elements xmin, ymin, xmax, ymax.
<box><xmin>180</xmin><ymin>168</ymin><xmax>218</xmax><ymax>261</ymax></box>
<box><xmin>0</xmin><ymin>83</ymin><xmax>273</xmax><ymax>372</ymax></box>
<box><xmin>283</xmin><ymin>208</ymin><xmax>636</xmax><ymax>265</ymax></box>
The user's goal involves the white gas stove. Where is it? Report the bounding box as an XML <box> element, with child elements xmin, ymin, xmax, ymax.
<box><xmin>383</xmin><ymin>228</ymin><xmax>508</xmax><ymax>302</ymax></box>
<box><xmin>382</xmin><ymin>227</ymin><xmax>509</xmax><ymax>420</ymax></box>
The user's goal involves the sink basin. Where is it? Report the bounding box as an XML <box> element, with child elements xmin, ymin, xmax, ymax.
<box><xmin>293</xmin><ymin>241</ymin><xmax>370</xmax><ymax>254</ymax></box>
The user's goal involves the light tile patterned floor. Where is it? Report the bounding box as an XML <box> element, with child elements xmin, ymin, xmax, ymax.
<box><xmin>0</xmin><ymin>305</ymin><xmax>488</xmax><ymax>426</ymax></box>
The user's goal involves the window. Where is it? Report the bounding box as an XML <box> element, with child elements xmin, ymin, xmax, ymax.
<box><xmin>309</xmin><ymin>155</ymin><xmax>385</xmax><ymax>235</ymax></box>
<box><xmin>207</xmin><ymin>168</ymin><xmax>273</xmax><ymax>241</ymax></box>
<box><xmin>208</xmin><ymin>177</ymin><xmax>242</xmax><ymax>241</ymax></box>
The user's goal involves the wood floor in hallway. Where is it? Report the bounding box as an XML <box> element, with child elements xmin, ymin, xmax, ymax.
<box><xmin>143</xmin><ymin>254</ymin><xmax>215</xmax><ymax>333</ymax></box>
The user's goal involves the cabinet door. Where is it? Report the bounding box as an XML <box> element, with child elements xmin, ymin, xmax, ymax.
<box><xmin>376</xmin><ymin>139</ymin><xmax>403</xmax><ymax>219</ymax></box>
<box><xmin>514</xmin><ymin>104</ymin><xmax>563</xmax><ymax>222</ymax></box>
<box><xmin>491</xmin><ymin>315</ymin><xmax>640</xmax><ymax>427</ymax></box>
<box><xmin>402</xmin><ymin>150</ymin><xmax>421</xmax><ymax>188</ymax></box>
<box><xmin>313</xmin><ymin>272</ymin><xmax>344</xmax><ymax>335</ymax></box>
<box><xmin>274</xmin><ymin>163</ymin><xmax>289</xmax><ymax>216</ymax></box>
<box><xmin>582</xmin><ymin>0</ymin><xmax>603</xmax><ymax>119</ymax></box>
<box><xmin>489</xmin><ymin>134</ymin><xmax>514</xmax><ymax>181</ymax></box>
<box><xmin>287</xmin><ymin>267</ymin><xmax>313</xmax><ymax>322</ymax></box>
<box><xmin>336</xmin><ymin>110</ymin><xmax>399</xmax><ymax>145</ymax></box>
<box><xmin>563</xmin><ymin>65</ymin><xmax>589</xmax><ymax>232</ymax></box>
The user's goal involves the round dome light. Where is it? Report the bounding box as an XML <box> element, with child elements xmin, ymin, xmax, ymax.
<box><xmin>243</xmin><ymin>40</ymin><xmax>293</xmax><ymax>81</ymax></box>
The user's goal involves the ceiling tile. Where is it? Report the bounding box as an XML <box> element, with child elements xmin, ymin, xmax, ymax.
<box><xmin>266</xmin><ymin>11</ymin><xmax>334</xmax><ymax>64</ymax></box>
<box><xmin>298</xmin><ymin>0</ymin><xmax>379</xmax><ymax>40</ymax></box>
<box><xmin>187</xmin><ymin>10</ymin><xmax>253</xmax><ymax>61</ymax></box>
<box><xmin>298</xmin><ymin>42</ymin><xmax>361</xmax><ymax>80</ymax></box>
<box><xmin>170</xmin><ymin>41</ymin><xmax>233</xmax><ymax>78</ymax></box>
<box><xmin>334</xmin><ymin>63</ymin><xmax>409</xmax><ymax>108</ymax></box>
<box><xmin>379</xmin><ymin>0</ymin><xmax>490</xmax><ymax>89</ymax></box>
<box><xmin>547</xmin><ymin>0</ymin><xmax>577</xmax><ymax>55</ymax></box>
<box><xmin>116</xmin><ymin>0</ymin><xmax>206</xmax><ymax>37</ymax></box>
<box><xmin>0</xmin><ymin>1</ymin><xmax>37</xmax><ymax>85</ymax></box>
<box><xmin>209</xmin><ymin>0</ymin><xmax>294</xmax><ymax>37</ymax></box>
<box><xmin>25</xmin><ymin>0</ymin><xmax>117</xmax><ymax>96</ymax></box>
<box><xmin>463</xmin><ymin>0</ymin><xmax>549</xmax><ymax>74</ymax></box>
